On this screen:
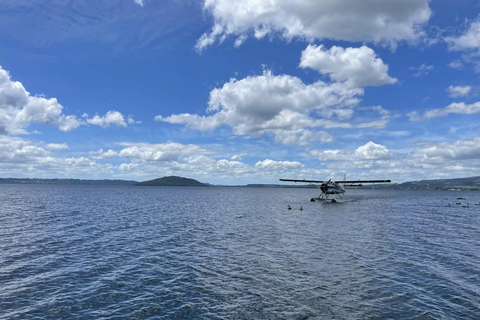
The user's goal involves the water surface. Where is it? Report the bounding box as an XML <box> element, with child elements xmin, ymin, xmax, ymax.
<box><xmin>1</xmin><ymin>185</ymin><xmax>479</xmax><ymax>319</ymax></box>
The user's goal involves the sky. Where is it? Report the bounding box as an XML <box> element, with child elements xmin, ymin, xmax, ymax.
<box><xmin>1</xmin><ymin>0</ymin><xmax>480</xmax><ymax>184</ymax></box>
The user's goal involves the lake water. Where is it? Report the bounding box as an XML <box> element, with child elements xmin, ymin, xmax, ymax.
<box><xmin>1</xmin><ymin>184</ymin><xmax>479</xmax><ymax>319</ymax></box>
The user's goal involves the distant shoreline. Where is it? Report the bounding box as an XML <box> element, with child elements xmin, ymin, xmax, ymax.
<box><xmin>1</xmin><ymin>176</ymin><xmax>480</xmax><ymax>191</ymax></box>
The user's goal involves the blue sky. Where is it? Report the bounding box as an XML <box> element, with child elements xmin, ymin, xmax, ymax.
<box><xmin>1</xmin><ymin>0</ymin><xmax>480</xmax><ymax>184</ymax></box>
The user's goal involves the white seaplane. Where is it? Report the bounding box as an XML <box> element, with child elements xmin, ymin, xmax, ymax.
<box><xmin>279</xmin><ymin>177</ymin><xmax>391</xmax><ymax>202</ymax></box>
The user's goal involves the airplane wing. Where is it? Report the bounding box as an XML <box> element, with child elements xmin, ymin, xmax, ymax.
<box><xmin>279</xmin><ymin>179</ymin><xmax>391</xmax><ymax>184</ymax></box>
<box><xmin>280</xmin><ymin>179</ymin><xmax>325</xmax><ymax>183</ymax></box>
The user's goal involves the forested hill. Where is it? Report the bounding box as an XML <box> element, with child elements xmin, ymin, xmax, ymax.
<box><xmin>135</xmin><ymin>176</ymin><xmax>209</xmax><ymax>187</ymax></box>
<box><xmin>392</xmin><ymin>176</ymin><xmax>480</xmax><ymax>190</ymax></box>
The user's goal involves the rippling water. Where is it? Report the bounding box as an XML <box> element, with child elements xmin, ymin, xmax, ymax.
<box><xmin>1</xmin><ymin>184</ymin><xmax>479</xmax><ymax>319</ymax></box>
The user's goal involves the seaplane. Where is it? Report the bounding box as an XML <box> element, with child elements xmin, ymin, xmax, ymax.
<box><xmin>279</xmin><ymin>176</ymin><xmax>391</xmax><ymax>202</ymax></box>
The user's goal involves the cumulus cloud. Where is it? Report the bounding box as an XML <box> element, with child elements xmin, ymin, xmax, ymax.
<box><xmin>0</xmin><ymin>66</ymin><xmax>137</xmax><ymax>135</ymax></box>
<box><xmin>184</xmin><ymin>155</ymin><xmax>252</xmax><ymax>175</ymax></box>
<box><xmin>0</xmin><ymin>65</ymin><xmax>82</xmax><ymax>134</ymax></box>
<box><xmin>156</xmin><ymin>70</ymin><xmax>381</xmax><ymax>145</ymax></box>
<box><xmin>299</xmin><ymin>45</ymin><xmax>397</xmax><ymax>87</ymax></box>
<box><xmin>297</xmin><ymin>136</ymin><xmax>480</xmax><ymax>183</ymax></box>
<box><xmin>156</xmin><ymin>70</ymin><xmax>396</xmax><ymax>144</ymax></box>
<box><xmin>117</xmin><ymin>142</ymin><xmax>206</xmax><ymax>162</ymax></box>
<box><xmin>311</xmin><ymin>141</ymin><xmax>392</xmax><ymax>161</ymax></box>
<box><xmin>254</xmin><ymin>159</ymin><xmax>303</xmax><ymax>171</ymax></box>
<box><xmin>414</xmin><ymin>137</ymin><xmax>480</xmax><ymax>161</ymax></box>
<box><xmin>134</xmin><ymin>0</ymin><xmax>144</xmax><ymax>6</ymax></box>
<box><xmin>0</xmin><ymin>135</ymin><xmax>112</xmax><ymax>177</ymax></box>
<box><xmin>409</xmin><ymin>102</ymin><xmax>480</xmax><ymax>121</ymax></box>
<box><xmin>117</xmin><ymin>154</ymin><xmax>255</xmax><ymax>181</ymax></box>
<box><xmin>89</xmin><ymin>149</ymin><xmax>118</xmax><ymax>159</ymax></box>
<box><xmin>84</xmin><ymin>111</ymin><xmax>128</xmax><ymax>128</ymax></box>
<box><xmin>447</xmin><ymin>85</ymin><xmax>471</xmax><ymax>98</ymax></box>
<box><xmin>196</xmin><ymin>0</ymin><xmax>431</xmax><ymax>51</ymax></box>
<box><xmin>0</xmin><ymin>135</ymin><xmax>49</xmax><ymax>163</ymax></box>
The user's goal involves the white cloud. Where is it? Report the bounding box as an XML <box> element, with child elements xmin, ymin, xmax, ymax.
<box><xmin>127</xmin><ymin>115</ymin><xmax>141</xmax><ymax>125</ymax></box>
<box><xmin>301</xmin><ymin>136</ymin><xmax>480</xmax><ymax>183</ymax></box>
<box><xmin>0</xmin><ymin>135</ymin><xmax>49</xmax><ymax>163</ymax></box>
<box><xmin>0</xmin><ymin>66</ymin><xmax>135</xmax><ymax>135</ymax></box>
<box><xmin>254</xmin><ymin>159</ymin><xmax>303</xmax><ymax>171</ymax></box>
<box><xmin>0</xmin><ymin>135</ymin><xmax>112</xmax><ymax>177</ymax></box>
<box><xmin>270</xmin><ymin>129</ymin><xmax>334</xmax><ymax>145</ymax></box>
<box><xmin>234</xmin><ymin>34</ymin><xmax>248</xmax><ymax>48</ymax></box>
<box><xmin>444</xmin><ymin>18</ymin><xmax>480</xmax><ymax>72</ymax></box>
<box><xmin>448</xmin><ymin>60</ymin><xmax>464</xmax><ymax>69</ymax></box>
<box><xmin>156</xmin><ymin>70</ymin><xmax>376</xmax><ymax>145</ymax></box>
<box><xmin>89</xmin><ymin>149</ymin><xmax>118</xmax><ymax>159</ymax></box>
<box><xmin>117</xmin><ymin>142</ymin><xmax>206</xmax><ymax>162</ymax></box>
<box><xmin>231</xmin><ymin>152</ymin><xmax>246</xmax><ymax>161</ymax></box>
<box><xmin>196</xmin><ymin>0</ymin><xmax>431</xmax><ymax>51</ymax></box>
<box><xmin>84</xmin><ymin>110</ymin><xmax>128</xmax><ymax>128</ymax></box>
<box><xmin>355</xmin><ymin>141</ymin><xmax>393</xmax><ymax>160</ymax></box>
<box><xmin>410</xmin><ymin>102</ymin><xmax>480</xmax><ymax>121</ymax></box>
<box><xmin>414</xmin><ymin>137</ymin><xmax>480</xmax><ymax>161</ymax></box>
<box><xmin>0</xmin><ymin>65</ymin><xmax>82</xmax><ymax>134</ymax></box>
<box><xmin>311</xmin><ymin>141</ymin><xmax>392</xmax><ymax>161</ymax></box>
<box><xmin>410</xmin><ymin>63</ymin><xmax>434</xmax><ymax>77</ymax></box>
<box><xmin>46</xmin><ymin>143</ymin><xmax>69</xmax><ymax>150</ymax></box>
<box><xmin>157</xmin><ymin>70</ymin><xmax>396</xmax><ymax>145</ymax></box>
<box><xmin>407</xmin><ymin>111</ymin><xmax>421</xmax><ymax>122</ymax></box>
<box><xmin>134</xmin><ymin>0</ymin><xmax>144</xmax><ymax>7</ymax></box>
<box><xmin>354</xmin><ymin>106</ymin><xmax>396</xmax><ymax>129</ymax></box>
<box><xmin>6</xmin><ymin>134</ymin><xmax>480</xmax><ymax>184</ymax></box>
<box><xmin>183</xmin><ymin>155</ymin><xmax>252</xmax><ymax>175</ymax></box>
<box><xmin>445</xmin><ymin>19</ymin><xmax>480</xmax><ymax>51</ymax></box>
<box><xmin>299</xmin><ymin>45</ymin><xmax>397</xmax><ymax>87</ymax></box>
<box><xmin>447</xmin><ymin>85</ymin><xmax>471</xmax><ymax>98</ymax></box>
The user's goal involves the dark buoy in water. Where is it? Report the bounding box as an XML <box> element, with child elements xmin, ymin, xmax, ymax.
<box><xmin>331</xmin><ymin>199</ymin><xmax>337</xmax><ymax>203</ymax></box>
<box><xmin>287</xmin><ymin>205</ymin><xmax>292</xmax><ymax>210</ymax></box>
<box><xmin>310</xmin><ymin>198</ymin><xmax>316</xmax><ymax>202</ymax></box>
<box><xmin>300</xmin><ymin>206</ymin><xmax>303</xmax><ymax>211</ymax></box>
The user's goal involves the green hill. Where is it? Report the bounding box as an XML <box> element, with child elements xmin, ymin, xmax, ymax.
<box><xmin>135</xmin><ymin>176</ymin><xmax>208</xmax><ymax>187</ymax></box>
<box><xmin>395</xmin><ymin>176</ymin><xmax>480</xmax><ymax>190</ymax></box>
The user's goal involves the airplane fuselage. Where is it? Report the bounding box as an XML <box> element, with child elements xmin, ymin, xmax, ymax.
<box><xmin>320</xmin><ymin>182</ymin><xmax>345</xmax><ymax>195</ymax></box>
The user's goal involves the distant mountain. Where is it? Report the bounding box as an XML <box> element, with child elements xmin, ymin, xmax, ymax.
<box><xmin>393</xmin><ymin>176</ymin><xmax>480</xmax><ymax>190</ymax></box>
<box><xmin>0</xmin><ymin>178</ymin><xmax>137</xmax><ymax>185</ymax></box>
<box><xmin>135</xmin><ymin>176</ymin><xmax>208</xmax><ymax>187</ymax></box>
